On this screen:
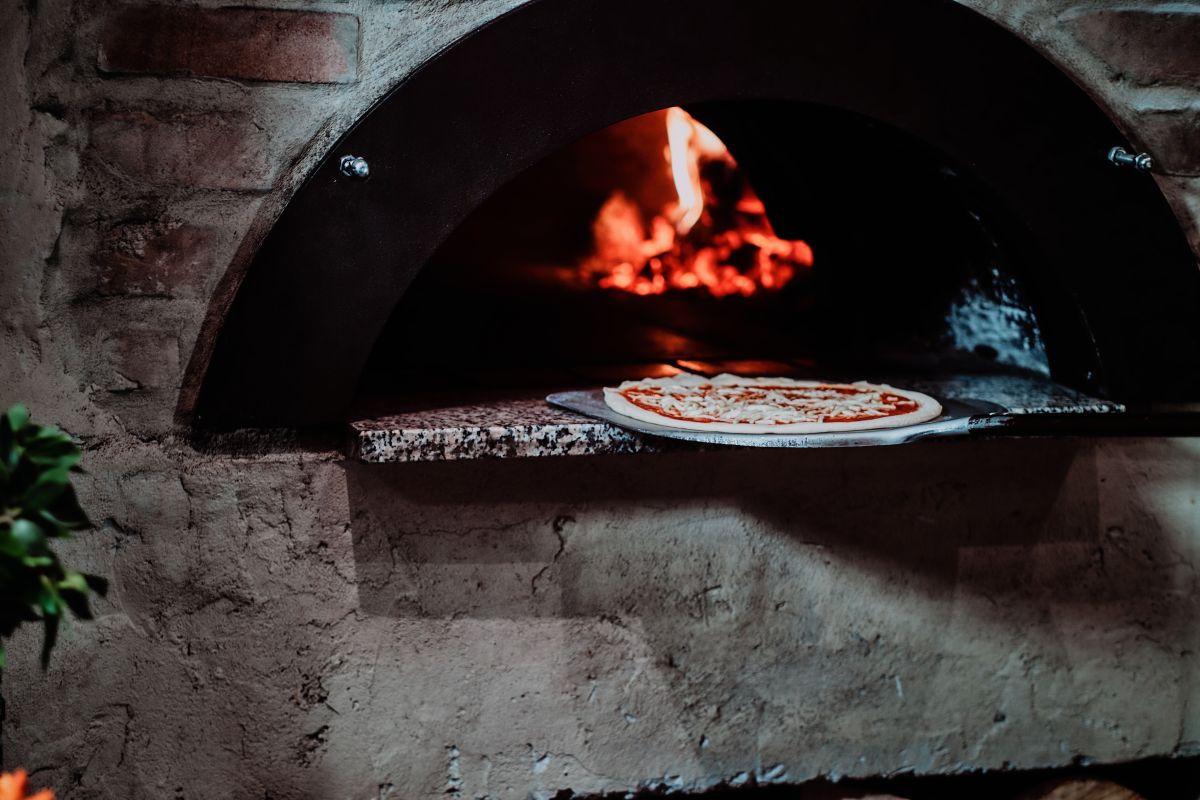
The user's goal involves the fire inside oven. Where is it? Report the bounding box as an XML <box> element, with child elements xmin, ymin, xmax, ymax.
<box><xmin>356</xmin><ymin>103</ymin><xmax>1049</xmax><ymax>403</ymax></box>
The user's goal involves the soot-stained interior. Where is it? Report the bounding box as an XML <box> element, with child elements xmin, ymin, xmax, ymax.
<box><xmin>356</xmin><ymin>101</ymin><xmax>1053</xmax><ymax>404</ymax></box>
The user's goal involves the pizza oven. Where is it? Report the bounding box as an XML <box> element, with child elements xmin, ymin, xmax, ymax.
<box><xmin>192</xmin><ymin>0</ymin><xmax>1200</xmax><ymax>455</ymax></box>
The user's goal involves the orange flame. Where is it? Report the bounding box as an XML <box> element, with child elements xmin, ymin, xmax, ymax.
<box><xmin>0</xmin><ymin>771</ymin><xmax>53</xmax><ymax>800</ymax></box>
<box><xmin>583</xmin><ymin>107</ymin><xmax>813</xmax><ymax>298</ymax></box>
<box><xmin>666</xmin><ymin>106</ymin><xmax>704</xmax><ymax>234</ymax></box>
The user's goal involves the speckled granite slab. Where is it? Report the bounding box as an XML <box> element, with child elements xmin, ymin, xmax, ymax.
<box><xmin>350</xmin><ymin>397</ymin><xmax>669</xmax><ymax>463</ymax></box>
<box><xmin>349</xmin><ymin>373</ymin><xmax>1124</xmax><ymax>463</ymax></box>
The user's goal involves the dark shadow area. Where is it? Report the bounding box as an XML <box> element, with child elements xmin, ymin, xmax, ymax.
<box><xmin>343</xmin><ymin>438</ymin><xmax>1160</xmax><ymax>621</ymax></box>
<box><xmin>566</xmin><ymin>754</ymin><xmax>1200</xmax><ymax>799</ymax></box>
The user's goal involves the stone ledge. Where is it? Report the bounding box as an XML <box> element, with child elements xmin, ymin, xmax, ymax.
<box><xmin>350</xmin><ymin>397</ymin><xmax>663</xmax><ymax>463</ymax></box>
<box><xmin>349</xmin><ymin>374</ymin><xmax>1124</xmax><ymax>463</ymax></box>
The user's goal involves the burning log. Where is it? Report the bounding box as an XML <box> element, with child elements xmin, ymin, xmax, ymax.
<box><xmin>582</xmin><ymin>107</ymin><xmax>814</xmax><ymax>298</ymax></box>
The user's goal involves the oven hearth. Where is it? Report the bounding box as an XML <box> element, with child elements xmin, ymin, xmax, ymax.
<box><xmin>350</xmin><ymin>371</ymin><xmax>1123</xmax><ymax>463</ymax></box>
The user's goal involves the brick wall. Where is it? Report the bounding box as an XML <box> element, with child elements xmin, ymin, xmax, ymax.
<box><xmin>1</xmin><ymin>2</ymin><xmax>1198</xmax><ymax>798</ymax></box>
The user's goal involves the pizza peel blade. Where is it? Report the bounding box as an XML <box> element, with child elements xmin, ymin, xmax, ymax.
<box><xmin>546</xmin><ymin>389</ymin><xmax>1003</xmax><ymax>448</ymax></box>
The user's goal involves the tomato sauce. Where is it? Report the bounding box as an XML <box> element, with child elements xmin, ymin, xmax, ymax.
<box><xmin>620</xmin><ymin>384</ymin><xmax>920</xmax><ymax>425</ymax></box>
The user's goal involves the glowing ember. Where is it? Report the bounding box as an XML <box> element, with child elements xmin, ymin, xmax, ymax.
<box><xmin>582</xmin><ymin>107</ymin><xmax>813</xmax><ymax>298</ymax></box>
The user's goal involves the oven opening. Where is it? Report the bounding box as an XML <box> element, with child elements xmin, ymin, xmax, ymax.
<box><xmin>353</xmin><ymin>102</ymin><xmax>1056</xmax><ymax>414</ymax></box>
<box><xmin>191</xmin><ymin>0</ymin><xmax>1200</xmax><ymax>443</ymax></box>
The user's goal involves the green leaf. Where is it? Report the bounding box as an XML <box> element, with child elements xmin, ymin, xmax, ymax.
<box><xmin>7</xmin><ymin>405</ymin><xmax>29</xmax><ymax>432</ymax></box>
<box><xmin>10</xmin><ymin>517</ymin><xmax>44</xmax><ymax>550</ymax></box>
<box><xmin>58</xmin><ymin>571</ymin><xmax>89</xmax><ymax>593</ymax></box>
<box><xmin>45</xmin><ymin>487</ymin><xmax>92</xmax><ymax>530</ymax></box>
<box><xmin>0</xmin><ymin>416</ymin><xmax>14</xmax><ymax>472</ymax></box>
<box><xmin>21</xmin><ymin>466</ymin><xmax>70</xmax><ymax>511</ymax></box>
<box><xmin>26</xmin><ymin>439</ymin><xmax>82</xmax><ymax>469</ymax></box>
<box><xmin>24</xmin><ymin>427</ymin><xmax>70</xmax><ymax>447</ymax></box>
<box><xmin>26</xmin><ymin>425</ymin><xmax>67</xmax><ymax>440</ymax></box>
<box><xmin>0</xmin><ymin>531</ymin><xmax>23</xmax><ymax>558</ymax></box>
<box><xmin>7</xmin><ymin>459</ymin><xmax>37</xmax><ymax>499</ymax></box>
<box><xmin>39</xmin><ymin>574</ymin><xmax>62</xmax><ymax>616</ymax></box>
<box><xmin>0</xmin><ymin>405</ymin><xmax>102</xmax><ymax>670</ymax></box>
<box><xmin>35</xmin><ymin>508</ymin><xmax>71</xmax><ymax>536</ymax></box>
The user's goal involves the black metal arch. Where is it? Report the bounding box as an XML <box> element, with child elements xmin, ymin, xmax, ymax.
<box><xmin>195</xmin><ymin>0</ymin><xmax>1200</xmax><ymax>428</ymax></box>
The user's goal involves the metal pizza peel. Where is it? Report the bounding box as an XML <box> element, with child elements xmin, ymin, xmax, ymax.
<box><xmin>546</xmin><ymin>389</ymin><xmax>1005</xmax><ymax>448</ymax></box>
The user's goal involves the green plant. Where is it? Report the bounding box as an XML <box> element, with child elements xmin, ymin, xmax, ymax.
<box><xmin>0</xmin><ymin>405</ymin><xmax>105</xmax><ymax>669</ymax></box>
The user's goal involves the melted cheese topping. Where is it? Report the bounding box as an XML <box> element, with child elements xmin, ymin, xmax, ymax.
<box><xmin>623</xmin><ymin>383</ymin><xmax>920</xmax><ymax>424</ymax></box>
<box><xmin>603</xmin><ymin>373</ymin><xmax>942</xmax><ymax>434</ymax></box>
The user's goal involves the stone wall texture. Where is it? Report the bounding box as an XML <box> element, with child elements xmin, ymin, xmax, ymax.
<box><xmin>1</xmin><ymin>1</ymin><xmax>1198</xmax><ymax>798</ymax></box>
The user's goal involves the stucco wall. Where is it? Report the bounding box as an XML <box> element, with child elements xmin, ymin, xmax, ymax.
<box><xmin>1</xmin><ymin>1</ymin><xmax>1199</xmax><ymax>797</ymax></box>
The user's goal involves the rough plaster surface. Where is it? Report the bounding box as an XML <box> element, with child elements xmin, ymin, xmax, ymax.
<box><xmin>1</xmin><ymin>0</ymin><xmax>1199</xmax><ymax>798</ymax></box>
<box><xmin>4</xmin><ymin>440</ymin><xmax>1200</xmax><ymax>798</ymax></box>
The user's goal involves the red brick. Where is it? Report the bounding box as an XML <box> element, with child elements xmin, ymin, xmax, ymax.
<box><xmin>98</xmin><ymin>7</ymin><xmax>358</xmax><ymax>84</ymax></box>
<box><xmin>90</xmin><ymin>111</ymin><xmax>274</xmax><ymax>190</ymax></box>
<box><xmin>1066</xmin><ymin>8</ymin><xmax>1200</xmax><ymax>86</ymax></box>
<box><xmin>1135</xmin><ymin>108</ymin><xmax>1200</xmax><ymax>176</ymax></box>
<box><xmin>96</xmin><ymin>221</ymin><xmax>216</xmax><ymax>297</ymax></box>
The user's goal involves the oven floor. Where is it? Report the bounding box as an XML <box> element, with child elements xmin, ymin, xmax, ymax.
<box><xmin>348</xmin><ymin>367</ymin><xmax>1122</xmax><ymax>463</ymax></box>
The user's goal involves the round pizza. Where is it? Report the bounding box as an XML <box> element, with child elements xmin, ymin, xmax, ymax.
<box><xmin>603</xmin><ymin>373</ymin><xmax>943</xmax><ymax>434</ymax></box>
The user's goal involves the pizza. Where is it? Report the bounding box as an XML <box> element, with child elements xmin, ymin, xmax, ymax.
<box><xmin>602</xmin><ymin>373</ymin><xmax>942</xmax><ymax>434</ymax></box>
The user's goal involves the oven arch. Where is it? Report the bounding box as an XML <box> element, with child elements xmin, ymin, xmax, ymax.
<box><xmin>191</xmin><ymin>0</ymin><xmax>1200</xmax><ymax>429</ymax></box>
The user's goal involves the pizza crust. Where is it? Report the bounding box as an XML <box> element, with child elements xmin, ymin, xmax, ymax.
<box><xmin>603</xmin><ymin>373</ymin><xmax>943</xmax><ymax>434</ymax></box>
